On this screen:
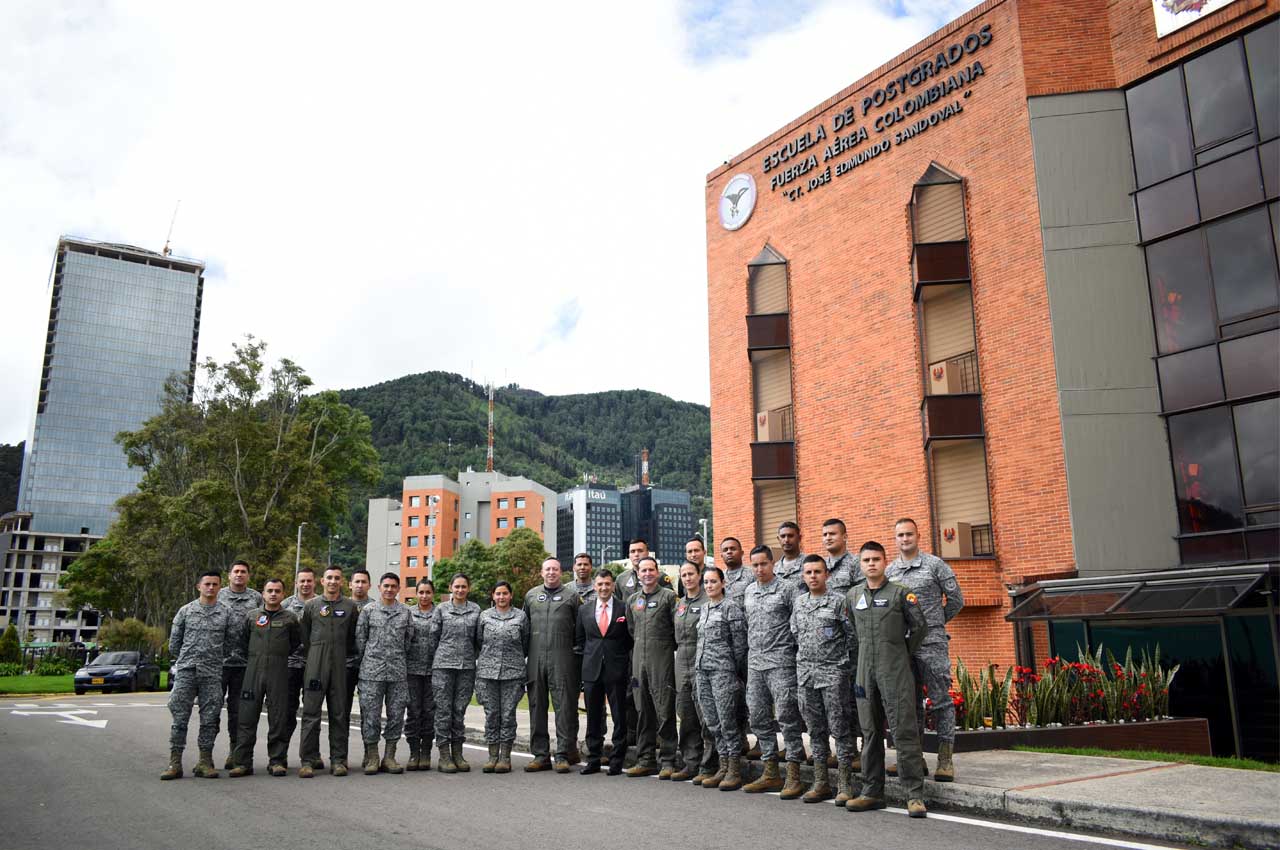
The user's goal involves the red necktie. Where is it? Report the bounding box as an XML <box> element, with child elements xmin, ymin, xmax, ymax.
<box><xmin>598</xmin><ymin>601</ymin><xmax>609</xmax><ymax>636</ymax></box>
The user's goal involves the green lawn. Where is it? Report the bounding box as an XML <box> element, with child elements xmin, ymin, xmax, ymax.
<box><xmin>0</xmin><ymin>672</ymin><xmax>168</xmax><ymax>695</ymax></box>
<box><xmin>1010</xmin><ymin>744</ymin><xmax>1279</xmax><ymax>773</ymax></box>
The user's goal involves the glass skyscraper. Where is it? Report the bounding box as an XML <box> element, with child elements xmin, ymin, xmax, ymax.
<box><xmin>17</xmin><ymin>237</ymin><xmax>203</xmax><ymax>535</ymax></box>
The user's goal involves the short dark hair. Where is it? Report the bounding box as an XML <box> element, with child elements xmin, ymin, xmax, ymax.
<box><xmin>638</xmin><ymin>555</ymin><xmax>659</xmax><ymax>568</ymax></box>
<box><xmin>379</xmin><ymin>572</ymin><xmax>400</xmax><ymax>585</ymax></box>
<box><xmin>418</xmin><ymin>579</ymin><xmax>435</xmax><ymax>591</ymax></box>
<box><xmin>594</xmin><ymin>569</ymin><xmax>615</xmax><ymax>582</ymax></box>
<box><xmin>199</xmin><ymin>570</ymin><xmax>221</xmax><ymax>581</ymax></box>
<box><xmin>629</xmin><ymin>537</ymin><xmax>649</xmax><ymax>549</ymax></box>
<box><xmin>574</xmin><ymin>552</ymin><xmax>593</xmax><ymax>562</ymax></box>
<box><xmin>295</xmin><ymin>566</ymin><xmax>315</xmax><ymax>576</ymax></box>
<box><xmin>802</xmin><ymin>553</ymin><xmax>827</xmax><ymax>566</ymax></box>
<box><xmin>231</xmin><ymin>559</ymin><xmax>251</xmax><ymax>570</ymax></box>
<box><xmin>263</xmin><ymin>577</ymin><xmax>285</xmax><ymax>589</ymax></box>
<box><xmin>750</xmin><ymin>544</ymin><xmax>774</xmax><ymax>560</ymax></box>
<box><xmin>492</xmin><ymin>580</ymin><xmax>513</xmax><ymax>596</ymax></box>
<box><xmin>859</xmin><ymin>540</ymin><xmax>886</xmax><ymax>557</ymax></box>
<box><xmin>680</xmin><ymin>560</ymin><xmax>702</xmax><ymax>572</ymax></box>
<box><xmin>323</xmin><ymin>566</ymin><xmax>343</xmax><ymax>576</ymax></box>
<box><xmin>777</xmin><ymin>521</ymin><xmax>800</xmax><ymax>534</ymax></box>
<box><xmin>702</xmin><ymin>566</ymin><xmax>725</xmax><ymax>583</ymax></box>
<box><xmin>719</xmin><ymin>536</ymin><xmax>741</xmax><ymax>547</ymax></box>
<box><xmin>449</xmin><ymin>572</ymin><xmax>470</xmax><ymax>586</ymax></box>
<box><xmin>685</xmin><ymin>536</ymin><xmax>706</xmax><ymax>549</ymax></box>
<box><xmin>351</xmin><ymin>568</ymin><xmax>371</xmax><ymax>580</ymax></box>
<box><xmin>894</xmin><ymin>517</ymin><xmax>918</xmax><ymax>530</ymax></box>
<box><xmin>822</xmin><ymin>518</ymin><xmax>847</xmax><ymax>533</ymax></box>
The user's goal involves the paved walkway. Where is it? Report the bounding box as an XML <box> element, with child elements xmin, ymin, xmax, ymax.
<box><xmin>448</xmin><ymin>704</ymin><xmax>1279</xmax><ymax>850</ymax></box>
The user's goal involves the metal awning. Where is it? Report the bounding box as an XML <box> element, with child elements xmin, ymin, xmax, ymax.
<box><xmin>1006</xmin><ymin>564</ymin><xmax>1276</xmax><ymax>621</ymax></box>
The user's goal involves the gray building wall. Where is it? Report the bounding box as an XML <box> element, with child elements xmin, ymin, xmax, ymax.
<box><xmin>1029</xmin><ymin>91</ymin><xmax>1180</xmax><ymax>577</ymax></box>
<box><xmin>365</xmin><ymin>497</ymin><xmax>402</xmax><ymax>574</ymax></box>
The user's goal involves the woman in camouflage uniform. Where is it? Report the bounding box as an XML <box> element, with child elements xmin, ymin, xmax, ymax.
<box><xmin>694</xmin><ymin>566</ymin><xmax>749</xmax><ymax>791</ymax></box>
<box><xmin>428</xmin><ymin>573</ymin><xmax>482</xmax><ymax>774</ymax></box>
<box><xmin>476</xmin><ymin>581</ymin><xmax>530</xmax><ymax>774</ymax></box>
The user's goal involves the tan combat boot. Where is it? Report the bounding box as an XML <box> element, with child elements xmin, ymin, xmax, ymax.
<box><xmin>718</xmin><ymin>756</ymin><xmax>744</xmax><ymax>792</ymax></box>
<box><xmin>362</xmin><ymin>743</ymin><xmax>380</xmax><ymax>775</ymax></box>
<box><xmin>495</xmin><ymin>743</ymin><xmax>512</xmax><ymax>773</ymax></box>
<box><xmin>702</xmin><ymin>761</ymin><xmax>727</xmax><ymax>789</ymax></box>
<box><xmin>671</xmin><ymin>765</ymin><xmax>694</xmax><ymax>782</ymax></box>
<box><xmin>331</xmin><ymin>760</ymin><xmax>348</xmax><ymax>777</ymax></box>
<box><xmin>524</xmin><ymin>755</ymin><xmax>550</xmax><ymax>772</ymax></box>
<box><xmin>845</xmin><ymin>795</ymin><xmax>887</xmax><ymax>812</ymax></box>
<box><xmin>834</xmin><ymin>765</ymin><xmax>855</xmax><ymax>805</ymax></box>
<box><xmin>381</xmin><ymin>741</ymin><xmax>403</xmax><ymax>774</ymax></box>
<box><xmin>742</xmin><ymin>758</ymin><xmax>783</xmax><ymax>793</ymax></box>
<box><xmin>803</xmin><ymin>761</ymin><xmax>832</xmax><ymax>803</ymax></box>
<box><xmin>268</xmin><ymin>763</ymin><xmax>287</xmax><ymax>777</ymax></box>
<box><xmin>298</xmin><ymin>763</ymin><xmax>315</xmax><ymax>778</ymax></box>
<box><xmin>626</xmin><ymin>763</ymin><xmax>658</xmax><ymax>777</ymax></box>
<box><xmin>193</xmin><ymin>749</ymin><xmax>220</xmax><ymax>779</ymax></box>
<box><xmin>437</xmin><ymin>742</ymin><xmax>458</xmax><ymax>774</ymax></box>
<box><xmin>907</xmin><ymin>798</ymin><xmax>928</xmax><ymax>818</ymax></box>
<box><xmin>160</xmin><ymin>749</ymin><xmax>183</xmax><ymax>780</ymax></box>
<box><xmin>779</xmin><ymin>761</ymin><xmax>807</xmax><ymax>800</ymax></box>
<box><xmin>657</xmin><ymin>766</ymin><xmax>674</xmax><ymax>780</ymax></box>
<box><xmin>227</xmin><ymin>763</ymin><xmax>253</xmax><ymax>778</ymax></box>
<box><xmin>482</xmin><ymin>744</ymin><xmax>499</xmax><ymax>773</ymax></box>
<box><xmin>851</xmin><ymin>752</ymin><xmax>861</xmax><ymax>772</ymax></box>
<box><xmin>452</xmin><ymin>741</ymin><xmax>470</xmax><ymax>772</ymax></box>
<box><xmin>934</xmin><ymin>742</ymin><xmax>955</xmax><ymax>782</ymax></box>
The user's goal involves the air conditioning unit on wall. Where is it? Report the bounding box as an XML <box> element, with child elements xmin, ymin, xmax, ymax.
<box><xmin>939</xmin><ymin>520</ymin><xmax>973</xmax><ymax>559</ymax></box>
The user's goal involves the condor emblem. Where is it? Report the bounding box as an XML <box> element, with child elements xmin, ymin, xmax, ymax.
<box><xmin>719</xmin><ymin>173</ymin><xmax>756</xmax><ymax>231</ymax></box>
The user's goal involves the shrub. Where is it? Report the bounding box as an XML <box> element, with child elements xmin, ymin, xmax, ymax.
<box><xmin>0</xmin><ymin>662</ymin><xmax>22</xmax><ymax>677</ymax></box>
<box><xmin>97</xmin><ymin>618</ymin><xmax>165</xmax><ymax>654</ymax></box>
<box><xmin>33</xmin><ymin>657</ymin><xmax>75</xmax><ymax>676</ymax></box>
<box><xmin>0</xmin><ymin>625</ymin><xmax>19</xmax><ymax>665</ymax></box>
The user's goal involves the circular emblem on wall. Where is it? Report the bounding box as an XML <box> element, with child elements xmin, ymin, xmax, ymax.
<box><xmin>719</xmin><ymin>173</ymin><xmax>757</xmax><ymax>231</ymax></box>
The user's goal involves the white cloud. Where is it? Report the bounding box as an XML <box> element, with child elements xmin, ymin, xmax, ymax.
<box><xmin>0</xmin><ymin>0</ymin><xmax>973</xmax><ymax>443</ymax></box>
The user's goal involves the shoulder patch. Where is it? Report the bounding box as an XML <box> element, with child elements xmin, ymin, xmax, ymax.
<box><xmin>906</xmin><ymin>592</ymin><xmax>918</xmax><ymax>604</ymax></box>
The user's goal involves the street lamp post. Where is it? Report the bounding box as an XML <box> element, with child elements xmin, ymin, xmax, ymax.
<box><xmin>698</xmin><ymin>517</ymin><xmax>708</xmax><ymax>544</ymax></box>
<box><xmin>599</xmin><ymin>545</ymin><xmax>613</xmax><ymax>567</ymax></box>
<box><xmin>327</xmin><ymin>534</ymin><xmax>339</xmax><ymax>569</ymax></box>
<box><xmin>295</xmin><ymin>522</ymin><xmax>308</xmax><ymax>574</ymax></box>
<box><xmin>426</xmin><ymin>496</ymin><xmax>440</xmax><ymax>580</ymax></box>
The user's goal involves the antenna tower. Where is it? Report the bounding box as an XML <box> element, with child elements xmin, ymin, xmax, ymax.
<box><xmin>486</xmin><ymin>383</ymin><xmax>495</xmax><ymax>472</ymax></box>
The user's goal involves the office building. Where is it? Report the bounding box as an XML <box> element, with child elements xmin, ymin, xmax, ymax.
<box><xmin>556</xmin><ymin>484</ymin><xmax>623</xmax><ymax>565</ymax></box>
<box><xmin>621</xmin><ymin>485</ymin><xmax>695</xmax><ymax>567</ymax></box>
<box><xmin>705</xmin><ymin>0</ymin><xmax>1276</xmax><ymax>758</ymax></box>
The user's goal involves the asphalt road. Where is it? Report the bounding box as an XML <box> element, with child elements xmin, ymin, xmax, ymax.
<box><xmin>0</xmin><ymin>694</ymin><xmax>1189</xmax><ymax>850</ymax></box>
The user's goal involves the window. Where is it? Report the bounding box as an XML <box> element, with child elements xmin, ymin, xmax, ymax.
<box><xmin>1205</xmin><ymin>208</ymin><xmax>1279</xmax><ymax>323</ymax></box>
<box><xmin>409</xmin><ymin>515</ymin><xmax>420</xmax><ymax>528</ymax></box>
<box><xmin>754</xmin><ymin>479</ymin><xmax>796</xmax><ymax>545</ymax></box>
<box><xmin>515</xmin><ymin>497</ymin><xmax>526</xmax><ymax>509</ymax></box>
<box><xmin>1183</xmin><ymin>40</ymin><xmax>1253</xmax><ymax>154</ymax></box>
<box><xmin>407</xmin><ymin>557</ymin><xmax>418</xmax><ymax>568</ymax></box>
<box><xmin>921</xmin><ymin>284</ymin><xmax>978</xmax><ymax>394</ymax></box>
<box><xmin>929</xmin><ymin>439</ymin><xmax>992</xmax><ymax>556</ymax></box>
<box><xmin>1246</xmin><ymin>21</ymin><xmax>1278</xmax><ymax>141</ymax></box>
<box><xmin>497</xmin><ymin>518</ymin><xmax>508</xmax><ymax>529</ymax></box>
<box><xmin>1126</xmin><ymin>66</ymin><xmax>1192</xmax><ymax>187</ymax></box>
<box><xmin>406</xmin><ymin>576</ymin><xmax>417</xmax><ymax>587</ymax></box>
<box><xmin>453</xmin><ymin>517</ymin><xmax>458</xmax><ymax>530</ymax></box>
<box><xmin>407</xmin><ymin>536</ymin><xmax>419</xmax><ymax>548</ymax></box>
<box><xmin>1167</xmin><ymin>406</ymin><xmax>1245</xmax><ymax>533</ymax></box>
<box><xmin>464</xmin><ymin>531</ymin><xmax>472</xmax><ymax>540</ymax></box>
<box><xmin>1195</xmin><ymin>149</ymin><xmax>1263</xmax><ymax>221</ymax></box>
<box><xmin>748</xmin><ymin>247</ymin><xmax>788</xmax><ymax>313</ymax></box>
<box><xmin>752</xmin><ymin>348</ymin><xmax>793</xmax><ymax>440</ymax></box>
<box><xmin>515</xmin><ymin>517</ymin><xmax>526</xmax><ymax>528</ymax></box>
<box><xmin>464</xmin><ymin>511</ymin><xmax>472</xmax><ymax>520</ymax></box>
<box><xmin>498</xmin><ymin>498</ymin><xmax>509</xmax><ymax>510</ymax></box>
<box><xmin>1234</xmin><ymin>397</ymin><xmax>1279</xmax><ymax>510</ymax></box>
<box><xmin>428</xmin><ymin>515</ymin><xmax>437</xmax><ymax>526</ymax></box>
<box><xmin>409</xmin><ymin>496</ymin><xmax>420</xmax><ymax>508</ymax></box>
<box><xmin>1136</xmin><ymin>175</ymin><xmax>1197</xmax><ymax>241</ymax></box>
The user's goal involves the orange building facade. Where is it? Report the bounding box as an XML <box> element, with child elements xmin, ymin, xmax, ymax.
<box><xmin>705</xmin><ymin>0</ymin><xmax>1278</xmax><ymax>759</ymax></box>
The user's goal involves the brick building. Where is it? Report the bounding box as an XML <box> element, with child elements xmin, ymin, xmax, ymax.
<box><xmin>706</xmin><ymin>0</ymin><xmax>1277</xmax><ymax>757</ymax></box>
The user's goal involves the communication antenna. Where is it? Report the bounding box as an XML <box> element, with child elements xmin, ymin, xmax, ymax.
<box><xmin>162</xmin><ymin>200</ymin><xmax>181</xmax><ymax>256</ymax></box>
<box><xmin>486</xmin><ymin>383</ymin><xmax>495</xmax><ymax>472</ymax></box>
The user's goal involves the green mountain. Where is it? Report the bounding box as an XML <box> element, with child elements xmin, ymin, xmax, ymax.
<box><xmin>328</xmin><ymin>372</ymin><xmax>711</xmax><ymax>566</ymax></box>
<box><xmin>0</xmin><ymin>442</ymin><xmax>22</xmax><ymax>516</ymax></box>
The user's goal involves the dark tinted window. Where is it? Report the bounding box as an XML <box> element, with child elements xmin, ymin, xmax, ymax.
<box><xmin>1184</xmin><ymin>41</ymin><xmax>1254</xmax><ymax>151</ymax></box>
<box><xmin>1234</xmin><ymin>397</ymin><xmax>1279</xmax><ymax>506</ymax></box>
<box><xmin>1127</xmin><ymin>66</ymin><xmax>1193</xmax><ymax>187</ymax></box>
<box><xmin>1147</xmin><ymin>231</ymin><xmax>1217</xmax><ymax>353</ymax></box>
<box><xmin>1206</xmin><ymin>207</ymin><xmax>1280</xmax><ymax>322</ymax></box>
<box><xmin>1158</xmin><ymin>345</ymin><xmax>1224</xmax><ymax>410</ymax></box>
<box><xmin>1220</xmin><ymin>329</ymin><xmax>1279</xmax><ymax>397</ymax></box>
<box><xmin>1137</xmin><ymin>173</ymin><xmax>1198</xmax><ymax>240</ymax></box>
<box><xmin>1260</xmin><ymin>139</ymin><xmax>1278</xmax><ymax>199</ymax></box>
<box><xmin>1195</xmin><ymin>149</ymin><xmax>1263</xmax><ymax>220</ymax></box>
<box><xmin>1180</xmin><ymin>532</ymin><xmax>1247</xmax><ymax>564</ymax></box>
<box><xmin>1245</xmin><ymin>21</ymin><xmax>1278</xmax><ymax>141</ymax></box>
<box><xmin>1167</xmin><ymin>406</ymin><xmax>1243</xmax><ymax>532</ymax></box>
<box><xmin>91</xmin><ymin>652</ymin><xmax>138</xmax><ymax>665</ymax></box>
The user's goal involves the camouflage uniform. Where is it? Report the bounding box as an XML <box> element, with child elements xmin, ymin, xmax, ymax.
<box><xmin>405</xmin><ymin>605</ymin><xmax>436</xmax><ymax>758</ymax></box>
<box><xmin>523</xmin><ymin>584</ymin><xmax>582</xmax><ymax>761</ymax></box>
<box><xmin>848</xmin><ymin>580</ymin><xmax>929</xmax><ymax>800</ymax></box>
<box><xmin>355</xmin><ymin>601</ymin><xmax>414</xmax><ymax>745</ymax></box>
<box><xmin>722</xmin><ymin>564</ymin><xmax>753</xmax><ymax>751</ymax></box>
<box><xmin>790</xmin><ymin>591</ymin><xmax>857</xmax><ymax>765</ymax></box>
<box><xmin>775</xmin><ymin>552</ymin><xmax>807</xmax><ymax>587</ymax></box>
<box><xmin>694</xmin><ymin>598</ymin><xmax>747</xmax><ymax>759</ymax></box>
<box><xmin>345</xmin><ymin>595</ymin><xmax>374</xmax><ymax>717</ymax></box>
<box><xmin>674</xmin><ymin>590</ymin><xmax>716</xmax><ymax>776</ymax></box>
<box><xmin>232</xmin><ymin>606</ymin><xmax>302</xmax><ymax>768</ymax></box>
<box><xmin>429</xmin><ymin>600</ymin><xmax>482</xmax><ymax>748</ymax></box>
<box><xmin>627</xmin><ymin>584</ymin><xmax>678</xmax><ymax>769</ymax></box>
<box><xmin>571</xmin><ymin>579</ymin><xmax>597</xmax><ymax>604</ymax></box>
<box><xmin>217</xmin><ymin>585</ymin><xmax>263</xmax><ymax>756</ymax></box>
<box><xmin>168</xmin><ymin>599</ymin><xmax>235</xmax><ymax>753</ymax></box>
<box><xmin>280</xmin><ymin>592</ymin><xmax>315</xmax><ymax>750</ymax></box>
<box><xmin>476</xmin><ymin>606</ymin><xmax>530</xmax><ymax>745</ymax></box>
<box><xmin>743</xmin><ymin>577</ymin><xmax>804</xmax><ymax>764</ymax></box>
<box><xmin>825</xmin><ymin>552</ymin><xmax>863</xmax><ymax>735</ymax></box>
<box><xmin>299</xmin><ymin>595</ymin><xmax>359</xmax><ymax>765</ymax></box>
<box><xmin>887</xmin><ymin>552</ymin><xmax>963</xmax><ymax>744</ymax></box>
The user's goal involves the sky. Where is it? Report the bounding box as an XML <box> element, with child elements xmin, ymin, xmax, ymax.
<box><xmin>0</xmin><ymin>0</ymin><xmax>977</xmax><ymax>444</ymax></box>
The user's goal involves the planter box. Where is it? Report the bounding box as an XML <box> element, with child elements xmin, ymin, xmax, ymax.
<box><xmin>923</xmin><ymin>718</ymin><xmax>1211</xmax><ymax>755</ymax></box>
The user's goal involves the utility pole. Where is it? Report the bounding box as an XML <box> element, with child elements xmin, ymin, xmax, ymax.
<box><xmin>328</xmin><ymin>534</ymin><xmax>339</xmax><ymax>569</ymax></box>
<box><xmin>486</xmin><ymin>384</ymin><xmax>495</xmax><ymax>472</ymax></box>
<box><xmin>427</xmin><ymin>496</ymin><xmax>440</xmax><ymax>580</ymax></box>
<box><xmin>295</xmin><ymin>522</ymin><xmax>308</xmax><ymax>574</ymax></box>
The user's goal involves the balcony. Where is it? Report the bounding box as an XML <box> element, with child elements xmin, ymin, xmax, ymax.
<box><xmin>746</xmin><ymin>313</ymin><xmax>790</xmax><ymax>349</ymax></box>
<box><xmin>750</xmin><ymin>440</ymin><xmax>796</xmax><ymax>479</ymax></box>
<box><xmin>927</xmin><ymin>351</ymin><xmax>980</xmax><ymax>395</ymax></box>
<box><xmin>755</xmin><ymin>404</ymin><xmax>795</xmax><ymax>441</ymax></box>
<box><xmin>922</xmin><ymin>394</ymin><xmax>983</xmax><ymax>445</ymax></box>
<box><xmin>913</xmin><ymin>241</ymin><xmax>970</xmax><ymax>297</ymax></box>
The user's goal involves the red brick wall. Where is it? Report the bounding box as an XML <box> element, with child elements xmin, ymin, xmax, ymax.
<box><xmin>1108</xmin><ymin>0</ymin><xmax>1278</xmax><ymax>87</ymax></box>
<box><xmin>1016</xmin><ymin>0</ymin><xmax>1117</xmax><ymax>94</ymax></box>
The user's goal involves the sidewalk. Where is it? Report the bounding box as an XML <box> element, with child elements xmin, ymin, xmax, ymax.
<box><xmin>454</xmin><ymin>705</ymin><xmax>1280</xmax><ymax>850</ymax></box>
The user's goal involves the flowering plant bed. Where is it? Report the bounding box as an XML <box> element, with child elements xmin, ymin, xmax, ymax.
<box><xmin>922</xmin><ymin>717</ymin><xmax>1212</xmax><ymax>755</ymax></box>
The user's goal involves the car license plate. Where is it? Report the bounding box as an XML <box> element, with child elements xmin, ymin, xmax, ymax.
<box><xmin>91</xmin><ymin>677</ymin><xmax>104</xmax><ymax>685</ymax></box>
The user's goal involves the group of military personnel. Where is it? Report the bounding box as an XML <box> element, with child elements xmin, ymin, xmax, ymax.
<box><xmin>162</xmin><ymin>517</ymin><xmax>963</xmax><ymax>818</ymax></box>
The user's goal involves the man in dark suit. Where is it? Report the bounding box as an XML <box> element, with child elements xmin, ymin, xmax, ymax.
<box><xmin>575</xmin><ymin>569</ymin><xmax>632</xmax><ymax>775</ymax></box>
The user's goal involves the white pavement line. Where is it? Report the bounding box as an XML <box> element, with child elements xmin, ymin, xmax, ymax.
<box><xmin>882</xmin><ymin>807</ymin><xmax>1178</xmax><ymax>850</ymax></box>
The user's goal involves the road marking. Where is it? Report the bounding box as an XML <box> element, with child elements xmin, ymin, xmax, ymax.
<box><xmin>10</xmin><ymin>708</ymin><xmax>108</xmax><ymax>729</ymax></box>
<box><xmin>881</xmin><ymin>808</ymin><xmax>1179</xmax><ymax>849</ymax></box>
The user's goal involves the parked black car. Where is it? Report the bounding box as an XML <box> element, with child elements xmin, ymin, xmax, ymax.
<box><xmin>74</xmin><ymin>651</ymin><xmax>161</xmax><ymax>695</ymax></box>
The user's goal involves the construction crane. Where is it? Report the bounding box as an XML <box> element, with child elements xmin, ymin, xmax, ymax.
<box><xmin>162</xmin><ymin>201</ymin><xmax>181</xmax><ymax>256</ymax></box>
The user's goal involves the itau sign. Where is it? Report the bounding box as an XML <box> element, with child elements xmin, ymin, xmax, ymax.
<box><xmin>1152</xmin><ymin>0</ymin><xmax>1241</xmax><ymax>37</ymax></box>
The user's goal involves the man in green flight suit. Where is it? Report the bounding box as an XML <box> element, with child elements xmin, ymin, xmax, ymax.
<box><xmin>298</xmin><ymin>566</ymin><xmax>360</xmax><ymax>777</ymax></box>
<box><xmin>229</xmin><ymin>577</ymin><xmax>303</xmax><ymax>777</ymax></box>
<box><xmin>523</xmin><ymin>557</ymin><xmax>583</xmax><ymax>773</ymax></box>
<box><xmin>846</xmin><ymin>540</ymin><xmax>930</xmax><ymax>818</ymax></box>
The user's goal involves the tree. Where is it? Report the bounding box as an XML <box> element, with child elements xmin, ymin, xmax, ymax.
<box><xmin>432</xmin><ymin>538</ymin><xmax>498</xmax><ymax>604</ymax></box>
<box><xmin>492</xmin><ymin>528</ymin><xmax>549</xmax><ymax>601</ymax></box>
<box><xmin>68</xmin><ymin>338</ymin><xmax>381</xmax><ymax>628</ymax></box>
<box><xmin>96</xmin><ymin>618</ymin><xmax>165</xmax><ymax>654</ymax></box>
<box><xmin>0</xmin><ymin>624</ymin><xmax>20</xmax><ymax>664</ymax></box>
